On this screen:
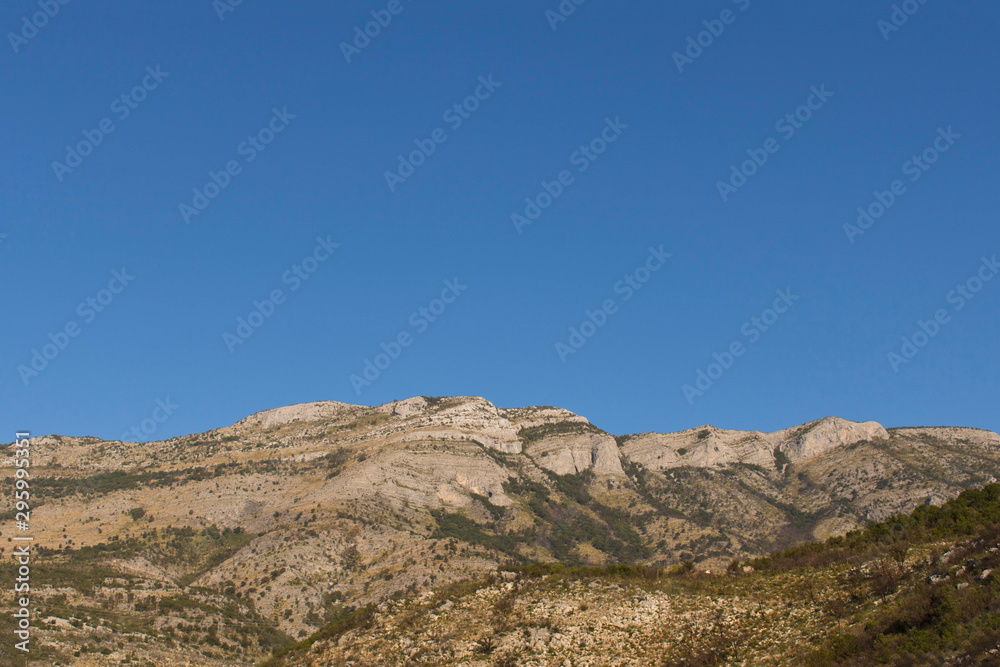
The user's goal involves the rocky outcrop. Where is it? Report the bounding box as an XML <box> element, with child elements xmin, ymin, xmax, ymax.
<box><xmin>525</xmin><ymin>432</ymin><xmax>625</xmax><ymax>476</ymax></box>
<box><xmin>381</xmin><ymin>396</ymin><xmax>522</xmax><ymax>453</ymax></box>
<box><xmin>777</xmin><ymin>417</ymin><xmax>888</xmax><ymax>461</ymax></box>
<box><xmin>621</xmin><ymin>427</ymin><xmax>774</xmax><ymax>470</ymax></box>
<box><xmin>501</xmin><ymin>406</ymin><xmax>591</xmax><ymax>431</ymax></box>
<box><xmin>621</xmin><ymin>417</ymin><xmax>889</xmax><ymax>470</ymax></box>
<box><xmin>226</xmin><ymin>401</ymin><xmax>355</xmax><ymax>432</ymax></box>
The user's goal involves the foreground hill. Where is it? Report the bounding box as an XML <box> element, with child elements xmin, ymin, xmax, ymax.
<box><xmin>1</xmin><ymin>396</ymin><xmax>998</xmax><ymax>665</ymax></box>
<box><xmin>273</xmin><ymin>484</ymin><xmax>1000</xmax><ymax>666</ymax></box>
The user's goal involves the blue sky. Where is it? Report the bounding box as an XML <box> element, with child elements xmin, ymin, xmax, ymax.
<box><xmin>2</xmin><ymin>0</ymin><xmax>998</xmax><ymax>442</ymax></box>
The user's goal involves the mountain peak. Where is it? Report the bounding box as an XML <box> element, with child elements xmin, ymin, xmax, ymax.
<box><xmin>229</xmin><ymin>400</ymin><xmax>358</xmax><ymax>431</ymax></box>
<box><xmin>777</xmin><ymin>416</ymin><xmax>889</xmax><ymax>460</ymax></box>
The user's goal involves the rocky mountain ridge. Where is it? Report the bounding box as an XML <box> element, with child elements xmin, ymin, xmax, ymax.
<box><xmin>2</xmin><ymin>396</ymin><xmax>999</xmax><ymax>666</ymax></box>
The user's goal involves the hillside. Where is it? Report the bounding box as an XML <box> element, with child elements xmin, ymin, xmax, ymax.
<box><xmin>1</xmin><ymin>396</ymin><xmax>998</xmax><ymax>665</ymax></box>
<box><xmin>272</xmin><ymin>484</ymin><xmax>1000</xmax><ymax>666</ymax></box>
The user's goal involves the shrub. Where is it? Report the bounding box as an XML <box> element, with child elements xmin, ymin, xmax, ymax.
<box><xmin>473</xmin><ymin>635</ymin><xmax>496</xmax><ymax>655</ymax></box>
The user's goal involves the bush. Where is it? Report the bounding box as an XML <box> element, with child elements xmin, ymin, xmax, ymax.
<box><xmin>869</xmin><ymin>558</ymin><xmax>904</xmax><ymax>599</ymax></box>
<box><xmin>473</xmin><ymin>635</ymin><xmax>496</xmax><ymax>655</ymax></box>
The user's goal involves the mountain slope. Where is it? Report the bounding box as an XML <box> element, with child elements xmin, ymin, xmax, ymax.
<box><xmin>271</xmin><ymin>484</ymin><xmax>1000</xmax><ymax>666</ymax></box>
<box><xmin>1</xmin><ymin>396</ymin><xmax>998</xmax><ymax>665</ymax></box>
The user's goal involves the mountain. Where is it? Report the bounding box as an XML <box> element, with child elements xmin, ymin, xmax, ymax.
<box><xmin>2</xmin><ymin>396</ymin><xmax>998</xmax><ymax>666</ymax></box>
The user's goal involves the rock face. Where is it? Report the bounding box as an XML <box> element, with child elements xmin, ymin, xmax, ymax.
<box><xmin>620</xmin><ymin>417</ymin><xmax>890</xmax><ymax>471</ymax></box>
<box><xmin>778</xmin><ymin>417</ymin><xmax>889</xmax><ymax>460</ymax></box>
<box><xmin>380</xmin><ymin>396</ymin><xmax>523</xmax><ymax>454</ymax></box>
<box><xmin>226</xmin><ymin>401</ymin><xmax>353</xmax><ymax>432</ymax></box>
<box><xmin>523</xmin><ymin>431</ymin><xmax>625</xmax><ymax>477</ymax></box>
<box><xmin>621</xmin><ymin>427</ymin><xmax>775</xmax><ymax>470</ymax></box>
<box><xmin>2</xmin><ymin>397</ymin><xmax>998</xmax><ymax>667</ymax></box>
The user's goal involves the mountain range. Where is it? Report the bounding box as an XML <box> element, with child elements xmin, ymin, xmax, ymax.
<box><xmin>3</xmin><ymin>396</ymin><xmax>999</xmax><ymax>665</ymax></box>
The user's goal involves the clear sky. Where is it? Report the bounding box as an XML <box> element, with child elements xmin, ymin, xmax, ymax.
<box><xmin>2</xmin><ymin>1</ymin><xmax>998</xmax><ymax>442</ymax></box>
